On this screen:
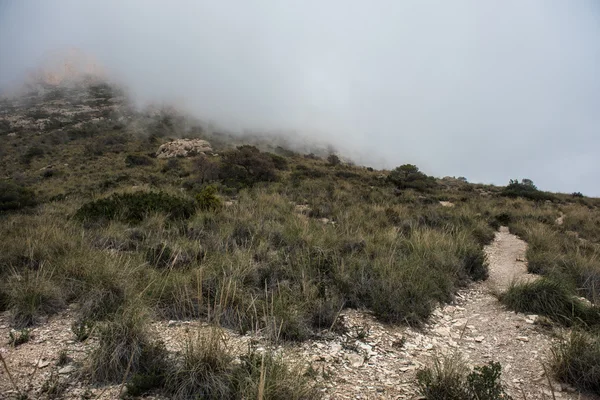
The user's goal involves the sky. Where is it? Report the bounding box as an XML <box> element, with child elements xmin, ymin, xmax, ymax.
<box><xmin>1</xmin><ymin>1</ymin><xmax>599</xmax><ymax>195</ymax></box>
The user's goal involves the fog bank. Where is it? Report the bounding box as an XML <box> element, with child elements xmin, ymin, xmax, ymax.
<box><xmin>1</xmin><ymin>1</ymin><xmax>599</xmax><ymax>194</ymax></box>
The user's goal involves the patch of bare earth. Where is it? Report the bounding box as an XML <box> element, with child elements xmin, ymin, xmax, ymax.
<box><xmin>1</xmin><ymin>227</ymin><xmax>599</xmax><ymax>399</ymax></box>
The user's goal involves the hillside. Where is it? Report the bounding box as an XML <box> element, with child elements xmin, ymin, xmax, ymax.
<box><xmin>1</xmin><ymin>80</ymin><xmax>600</xmax><ymax>399</ymax></box>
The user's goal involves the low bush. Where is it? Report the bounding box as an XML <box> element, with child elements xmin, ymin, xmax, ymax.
<box><xmin>230</xmin><ymin>350</ymin><xmax>320</xmax><ymax>399</ymax></box>
<box><xmin>165</xmin><ymin>329</ymin><xmax>233</xmax><ymax>399</ymax></box>
<box><xmin>387</xmin><ymin>164</ymin><xmax>436</xmax><ymax>192</ymax></box>
<box><xmin>6</xmin><ymin>269</ymin><xmax>64</xmax><ymax>327</ymax></box>
<box><xmin>87</xmin><ymin>307</ymin><xmax>169</xmax><ymax>383</ymax></box>
<box><xmin>416</xmin><ymin>353</ymin><xmax>511</xmax><ymax>400</ymax></box>
<box><xmin>125</xmin><ymin>154</ymin><xmax>154</xmax><ymax>167</ymax></box>
<box><xmin>220</xmin><ymin>145</ymin><xmax>278</xmax><ymax>188</ymax></box>
<box><xmin>268</xmin><ymin>153</ymin><xmax>289</xmax><ymax>170</ymax></box>
<box><xmin>327</xmin><ymin>154</ymin><xmax>341</xmax><ymax>166</ymax></box>
<box><xmin>21</xmin><ymin>145</ymin><xmax>46</xmax><ymax>165</ymax></box>
<box><xmin>501</xmin><ymin>179</ymin><xmax>555</xmax><ymax>202</ymax></box>
<box><xmin>499</xmin><ymin>278</ymin><xmax>600</xmax><ymax>328</ymax></box>
<box><xmin>164</xmin><ymin>328</ymin><xmax>319</xmax><ymax>399</ymax></box>
<box><xmin>75</xmin><ymin>191</ymin><xmax>196</xmax><ymax>224</ymax></box>
<box><xmin>291</xmin><ymin>165</ymin><xmax>327</xmax><ymax>181</ymax></box>
<box><xmin>196</xmin><ymin>185</ymin><xmax>222</xmax><ymax>211</ymax></box>
<box><xmin>0</xmin><ymin>181</ymin><xmax>37</xmax><ymax>213</ymax></box>
<box><xmin>552</xmin><ymin>330</ymin><xmax>600</xmax><ymax>394</ymax></box>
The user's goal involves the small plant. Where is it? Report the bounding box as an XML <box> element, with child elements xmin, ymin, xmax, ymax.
<box><xmin>416</xmin><ymin>353</ymin><xmax>469</xmax><ymax>400</ymax></box>
<box><xmin>416</xmin><ymin>353</ymin><xmax>512</xmax><ymax>400</ymax></box>
<box><xmin>165</xmin><ymin>328</ymin><xmax>233</xmax><ymax>399</ymax></box>
<box><xmin>467</xmin><ymin>361</ymin><xmax>511</xmax><ymax>400</ymax></box>
<box><xmin>571</xmin><ymin>192</ymin><xmax>584</xmax><ymax>198</ymax></box>
<box><xmin>195</xmin><ymin>185</ymin><xmax>222</xmax><ymax>211</ymax></box>
<box><xmin>9</xmin><ymin>329</ymin><xmax>31</xmax><ymax>347</ymax></box>
<box><xmin>40</xmin><ymin>372</ymin><xmax>67</xmax><ymax>399</ymax></box>
<box><xmin>126</xmin><ymin>371</ymin><xmax>167</xmax><ymax>397</ymax></box>
<box><xmin>7</xmin><ymin>269</ymin><xmax>64</xmax><ymax>327</ymax></box>
<box><xmin>56</xmin><ymin>349</ymin><xmax>70</xmax><ymax>366</ymax></box>
<box><xmin>71</xmin><ymin>319</ymin><xmax>92</xmax><ymax>342</ymax></box>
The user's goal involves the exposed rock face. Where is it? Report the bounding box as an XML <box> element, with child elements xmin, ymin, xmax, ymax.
<box><xmin>155</xmin><ymin>138</ymin><xmax>213</xmax><ymax>158</ymax></box>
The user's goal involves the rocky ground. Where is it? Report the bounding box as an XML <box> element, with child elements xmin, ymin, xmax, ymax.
<box><xmin>1</xmin><ymin>227</ymin><xmax>598</xmax><ymax>399</ymax></box>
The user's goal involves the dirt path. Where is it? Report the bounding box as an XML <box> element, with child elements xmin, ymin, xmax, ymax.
<box><xmin>485</xmin><ymin>226</ymin><xmax>538</xmax><ymax>292</ymax></box>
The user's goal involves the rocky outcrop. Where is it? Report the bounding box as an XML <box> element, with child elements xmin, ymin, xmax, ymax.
<box><xmin>155</xmin><ymin>138</ymin><xmax>213</xmax><ymax>158</ymax></box>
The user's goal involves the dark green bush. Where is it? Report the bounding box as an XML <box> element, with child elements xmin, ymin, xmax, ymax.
<box><xmin>268</xmin><ymin>153</ymin><xmax>289</xmax><ymax>170</ymax></box>
<box><xmin>0</xmin><ymin>181</ymin><xmax>37</xmax><ymax>213</ymax></box>
<box><xmin>501</xmin><ymin>179</ymin><xmax>555</xmax><ymax>202</ymax></box>
<box><xmin>500</xmin><ymin>278</ymin><xmax>600</xmax><ymax>327</ymax></box>
<box><xmin>75</xmin><ymin>191</ymin><xmax>196</xmax><ymax>223</ymax></box>
<box><xmin>291</xmin><ymin>165</ymin><xmax>327</xmax><ymax>181</ymax></box>
<box><xmin>387</xmin><ymin>164</ymin><xmax>436</xmax><ymax>192</ymax></box>
<box><xmin>125</xmin><ymin>154</ymin><xmax>154</xmax><ymax>167</ymax></box>
<box><xmin>220</xmin><ymin>145</ymin><xmax>278</xmax><ymax>188</ymax></box>
<box><xmin>21</xmin><ymin>145</ymin><xmax>46</xmax><ymax>165</ymax></box>
<box><xmin>195</xmin><ymin>185</ymin><xmax>222</xmax><ymax>211</ymax></box>
<box><xmin>417</xmin><ymin>356</ymin><xmax>512</xmax><ymax>400</ymax></box>
<box><xmin>327</xmin><ymin>154</ymin><xmax>341</xmax><ymax>166</ymax></box>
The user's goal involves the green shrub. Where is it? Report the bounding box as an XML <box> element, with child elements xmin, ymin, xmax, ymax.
<box><xmin>230</xmin><ymin>350</ymin><xmax>320</xmax><ymax>399</ymax></box>
<box><xmin>499</xmin><ymin>278</ymin><xmax>600</xmax><ymax>327</ymax></box>
<box><xmin>387</xmin><ymin>164</ymin><xmax>436</xmax><ymax>192</ymax></box>
<box><xmin>291</xmin><ymin>165</ymin><xmax>327</xmax><ymax>181</ymax></box>
<box><xmin>145</xmin><ymin>243</ymin><xmax>195</xmax><ymax>269</ymax></box>
<box><xmin>87</xmin><ymin>307</ymin><xmax>168</xmax><ymax>383</ymax></box>
<box><xmin>327</xmin><ymin>154</ymin><xmax>341</xmax><ymax>166</ymax></box>
<box><xmin>9</xmin><ymin>328</ymin><xmax>31</xmax><ymax>347</ymax></box>
<box><xmin>552</xmin><ymin>330</ymin><xmax>600</xmax><ymax>393</ymax></box>
<box><xmin>165</xmin><ymin>328</ymin><xmax>320</xmax><ymax>399</ymax></box>
<box><xmin>125</xmin><ymin>154</ymin><xmax>154</xmax><ymax>167</ymax></box>
<box><xmin>501</xmin><ymin>179</ymin><xmax>555</xmax><ymax>202</ymax></box>
<box><xmin>268</xmin><ymin>153</ymin><xmax>289</xmax><ymax>170</ymax></box>
<box><xmin>21</xmin><ymin>145</ymin><xmax>46</xmax><ymax>165</ymax></box>
<box><xmin>196</xmin><ymin>185</ymin><xmax>222</xmax><ymax>211</ymax></box>
<box><xmin>165</xmin><ymin>329</ymin><xmax>233</xmax><ymax>399</ymax></box>
<box><xmin>0</xmin><ymin>181</ymin><xmax>37</xmax><ymax>213</ymax></box>
<box><xmin>75</xmin><ymin>191</ymin><xmax>196</xmax><ymax>223</ymax></box>
<box><xmin>416</xmin><ymin>354</ymin><xmax>512</xmax><ymax>400</ymax></box>
<box><xmin>220</xmin><ymin>145</ymin><xmax>278</xmax><ymax>188</ymax></box>
<box><xmin>7</xmin><ymin>269</ymin><xmax>64</xmax><ymax>327</ymax></box>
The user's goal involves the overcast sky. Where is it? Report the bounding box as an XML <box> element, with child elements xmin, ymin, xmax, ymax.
<box><xmin>1</xmin><ymin>1</ymin><xmax>599</xmax><ymax>195</ymax></box>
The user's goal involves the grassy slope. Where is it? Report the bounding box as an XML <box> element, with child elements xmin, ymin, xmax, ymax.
<box><xmin>1</xmin><ymin>82</ymin><xmax>600</xmax><ymax>396</ymax></box>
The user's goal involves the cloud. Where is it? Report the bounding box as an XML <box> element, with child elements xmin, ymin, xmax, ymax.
<box><xmin>1</xmin><ymin>0</ymin><xmax>599</xmax><ymax>194</ymax></box>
